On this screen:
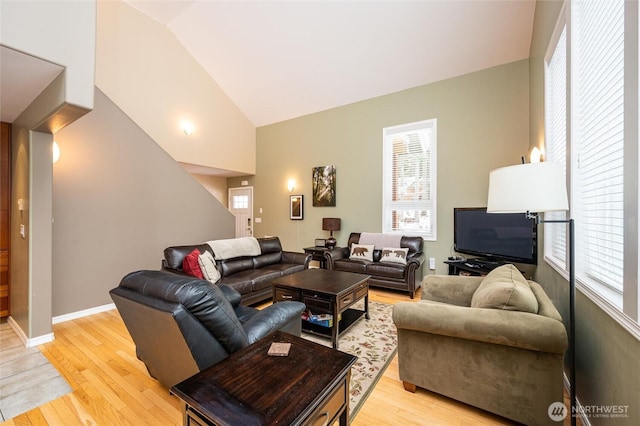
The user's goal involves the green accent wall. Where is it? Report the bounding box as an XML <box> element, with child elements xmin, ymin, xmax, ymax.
<box><xmin>248</xmin><ymin>59</ymin><xmax>530</xmax><ymax>276</ymax></box>
<box><xmin>529</xmin><ymin>1</ymin><xmax>640</xmax><ymax>423</ymax></box>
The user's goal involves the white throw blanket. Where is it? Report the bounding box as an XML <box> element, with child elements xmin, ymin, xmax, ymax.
<box><xmin>359</xmin><ymin>232</ymin><xmax>402</xmax><ymax>250</ymax></box>
<box><xmin>206</xmin><ymin>237</ymin><xmax>261</xmax><ymax>260</ymax></box>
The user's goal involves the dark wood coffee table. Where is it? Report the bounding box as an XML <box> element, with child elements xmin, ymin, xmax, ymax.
<box><xmin>170</xmin><ymin>331</ymin><xmax>357</xmax><ymax>426</ymax></box>
<box><xmin>272</xmin><ymin>269</ymin><xmax>370</xmax><ymax>349</ymax></box>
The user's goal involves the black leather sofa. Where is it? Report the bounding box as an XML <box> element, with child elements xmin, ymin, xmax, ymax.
<box><xmin>162</xmin><ymin>236</ymin><xmax>311</xmax><ymax>305</ymax></box>
<box><xmin>110</xmin><ymin>270</ymin><xmax>305</xmax><ymax>388</ymax></box>
<box><xmin>324</xmin><ymin>232</ymin><xmax>425</xmax><ymax>298</ymax></box>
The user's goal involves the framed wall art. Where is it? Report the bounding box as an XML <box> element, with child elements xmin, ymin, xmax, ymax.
<box><xmin>290</xmin><ymin>195</ymin><xmax>303</xmax><ymax>220</ymax></box>
<box><xmin>312</xmin><ymin>165</ymin><xmax>336</xmax><ymax>207</ymax></box>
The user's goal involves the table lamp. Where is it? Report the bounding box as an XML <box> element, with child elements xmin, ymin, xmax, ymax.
<box><xmin>322</xmin><ymin>218</ymin><xmax>341</xmax><ymax>249</ymax></box>
<box><xmin>487</xmin><ymin>161</ymin><xmax>575</xmax><ymax>425</ymax></box>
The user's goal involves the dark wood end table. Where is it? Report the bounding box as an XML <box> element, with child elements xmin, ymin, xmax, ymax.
<box><xmin>170</xmin><ymin>331</ymin><xmax>357</xmax><ymax>426</ymax></box>
<box><xmin>303</xmin><ymin>246</ymin><xmax>337</xmax><ymax>269</ymax></box>
<box><xmin>272</xmin><ymin>269</ymin><xmax>370</xmax><ymax>349</ymax></box>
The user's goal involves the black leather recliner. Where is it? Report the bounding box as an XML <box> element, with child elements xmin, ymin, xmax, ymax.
<box><xmin>110</xmin><ymin>270</ymin><xmax>305</xmax><ymax>388</ymax></box>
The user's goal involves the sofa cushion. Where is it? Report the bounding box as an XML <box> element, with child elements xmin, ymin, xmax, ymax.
<box><xmin>334</xmin><ymin>259</ymin><xmax>368</xmax><ymax>274</ymax></box>
<box><xmin>260</xmin><ymin>263</ymin><xmax>305</xmax><ymax>276</ymax></box>
<box><xmin>183</xmin><ymin>249</ymin><xmax>204</xmax><ymax>279</ymax></box>
<box><xmin>471</xmin><ymin>264</ymin><xmax>539</xmax><ymax>313</ymax></box>
<box><xmin>366</xmin><ymin>262</ymin><xmax>405</xmax><ymax>279</ymax></box>
<box><xmin>220</xmin><ymin>257</ymin><xmax>255</xmax><ymax>277</ymax></box>
<box><xmin>198</xmin><ymin>251</ymin><xmax>221</xmax><ymax>284</ymax></box>
<box><xmin>254</xmin><ymin>252</ymin><xmax>282</xmax><ymax>268</ymax></box>
<box><xmin>349</xmin><ymin>244</ymin><xmax>374</xmax><ymax>261</ymax></box>
<box><xmin>252</xmin><ymin>271</ymin><xmax>285</xmax><ymax>291</ymax></box>
<box><xmin>380</xmin><ymin>247</ymin><xmax>408</xmax><ymax>265</ymax></box>
<box><xmin>219</xmin><ymin>273</ymin><xmax>255</xmax><ymax>295</ymax></box>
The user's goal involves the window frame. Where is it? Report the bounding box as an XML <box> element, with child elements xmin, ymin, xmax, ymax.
<box><xmin>381</xmin><ymin>119</ymin><xmax>437</xmax><ymax>240</ymax></box>
<box><xmin>542</xmin><ymin>0</ymin><xmax>640</xmax><ymax>337</ymax></box>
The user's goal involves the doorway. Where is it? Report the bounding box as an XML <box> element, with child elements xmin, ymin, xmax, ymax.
<box><xmin>1</xmin><ymin>123</ymin><xmax>11</xmax><ymax>318</ymax></box>
<box><xmin>228</xmin><ymin>186</ymin><xmax>253</xmax><ymax>238</ymax></box>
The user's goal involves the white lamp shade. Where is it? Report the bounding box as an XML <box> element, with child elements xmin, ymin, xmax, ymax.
<box><xmin>487</xmin><ymin>162</ymin><xmax>569</xmax><ymax>213</ymax></box>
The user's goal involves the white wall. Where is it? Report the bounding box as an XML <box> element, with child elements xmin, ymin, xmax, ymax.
<box><xmin>96</xmin><ymin>0</ymin><xmax>256</xmax><ymax>175</ymax></box>
<box><xmin>1</xmin><ymin>0</ymin><xmax>96</xmax><ymax>111</ymax></box>
<box><xmin>52</xmin><ymin>89</ymin><xmax>236</xmax><ymax>316</ymax></box>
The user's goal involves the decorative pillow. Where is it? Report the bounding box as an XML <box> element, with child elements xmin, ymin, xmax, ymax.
<box><xmin>349</xmin><ymin>244</ymin><xmax>375</xmax><ymax>262</ymax></box>
<box><xmin>198</xmin><ymin>251</ymin><xmax>221</xmax><ymax>284</ymax></box>
<box><xmin>470</xmin><ymin>264</ymin><xmax>539</xmax><ymax>313</ymax></box>
<box><xmin>380</xmin><ymin>247</ymin><xmax>408</xmax><ymax>265</ymax></box>
<box><xmin>182</xmin><ymin>248</ymin><xmax>204</xmax><ymax>279</ymax></box>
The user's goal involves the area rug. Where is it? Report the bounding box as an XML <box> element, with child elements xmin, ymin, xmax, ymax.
<box><xmin>0</xmin><ymin>322</ymin><xmax>72</xmax><ymax>421</ymax></box>
<box><xmin>301</xmin><ymin>301</ymin><xmax>397</xmax><ymax>420</ymax></box>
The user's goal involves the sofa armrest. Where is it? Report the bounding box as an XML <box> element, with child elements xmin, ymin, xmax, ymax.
<box><xmin>407</xmin><ymin>252</ymin><xmax>426</xmax><ymax>266</ymax></box>
<box><xmin>421</xmin><ymin>274</ymin><xmax>484</xmax><ymax>306</ymax></box>
<box><xmin>392</xmin><ymin>300</ymin><xmax>568</xmax><ymax>354</ymax></box>
<box><xmin>282</xmin><ymin>251</ymin><xmax>312</xmax><ymax>268</ymax></box>
<box><xmin>244</xmin><ymin>301</ymin><xmax>306</xmax><ymax>343</ymax></box>
<box><xmin>324</xmin><ymin>247</ymin><xmax>349</xmax><ymax>270</ymax></box>
<box><xmin>405</xmin><ymin>253</ymin><xmax>426</xmax><ymax>277</ymax></box>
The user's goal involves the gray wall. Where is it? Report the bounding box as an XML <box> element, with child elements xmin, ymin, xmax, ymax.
<box><xmin>251</xmin><ymin>60</ymin><xmax>530</xmax><ymax>277</ymax></box>
<box><xmin>529</xmin><ymin>1</ymin><xmax>640</xmax><ymax>423</ymax></box>
<box><xmin>52</xmin><ymin>88</ymin><xmax>235</xmax><ymax>316</ymax></box>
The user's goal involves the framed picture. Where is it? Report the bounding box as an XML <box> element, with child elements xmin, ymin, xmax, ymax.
<box><xmin>312</xmin><ymin>165</ymin><xmax>336</xmax><ymax>206</ymax></box>
<box><xmin>290</xmin><ymin>195</ymin><xmax>303</xmax><ymax>220</ymax></box>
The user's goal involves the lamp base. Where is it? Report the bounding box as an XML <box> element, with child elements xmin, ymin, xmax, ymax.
<box><xmin>326</xmin><ymin>237</ymin><xmax>337</xmax><ymax>249</ymax></box>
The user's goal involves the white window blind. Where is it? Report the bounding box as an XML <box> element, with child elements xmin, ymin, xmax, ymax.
<box><xmin>572</xmin><ymin>0</ymin><xmax>624</xmax><ymax>292</ymax></box>
<box><xmin>382</xmin><ymin>119</ymin><xmax>437</xmax><ymax>240</ymax></box>
<box><xmin>544</xmin><ymin>23</ymin><xmax>568</xmax><ymax>270</ymax></box>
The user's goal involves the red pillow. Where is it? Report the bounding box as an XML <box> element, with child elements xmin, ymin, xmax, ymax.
<box><xmin>182</xmin><ymin>249</ymin><xmax>204</xmax><ymax>279</ymax></box>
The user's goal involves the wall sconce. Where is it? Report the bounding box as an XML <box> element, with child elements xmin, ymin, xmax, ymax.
<box><xmin>52</xmin><ymin>141</ymin><xmax>61</xmax><ymax>163</ymax></box>
<box><xmin>287</xmin><ymin>179</ymin><xmax>296</xmax><ymax>192</ymax></box>
<box><xmin>181</xmin><ymin>121</ymin><xmax>194</xmax><ymax>136</ymax></box>
<box><xmin>530</xmin><ymin>146</ymin><xmax>544</xmax><ymax>163</ymax></box>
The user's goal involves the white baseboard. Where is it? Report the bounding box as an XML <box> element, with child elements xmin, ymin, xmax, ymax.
<box><xmin>6</xmin><ymin>303</ymin><xmax>116</xmax><ymax>348</ymax></box>
<box><xmin>52</xmin><ymin>303</ymin><xmax>116</xmax><ymax>324</ymax></box>
<box><xmin>564</xmin><ymin>373</ymin><xmax>589</xmax><ymax>426</ymax></box>
<box><xmin>7</xmin><ymin>316</ymin><xmax>54</xmax><ymax>348</ymax></box>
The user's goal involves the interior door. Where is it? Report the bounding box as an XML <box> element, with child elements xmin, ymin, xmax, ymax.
<box><xmin>228</xmin><ymin>187</ymin><xmax>253</xmax><ymax>238</ymax></box>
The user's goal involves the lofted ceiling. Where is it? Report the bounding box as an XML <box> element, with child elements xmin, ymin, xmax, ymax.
<box><xmin>125</xmin><ymin>0</ymin><xmax>537</xmax><ymax>127</ymax></box>
<box><xmin>0</xmin><ymin>1</ymin><xmax>536</xmax><ymax>176</ymax></box>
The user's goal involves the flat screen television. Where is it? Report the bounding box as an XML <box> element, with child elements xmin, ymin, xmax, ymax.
<box><xmin>453</xmin><ymin>207</ymin><xmax>538</xmax><ymax>265</ymax></box>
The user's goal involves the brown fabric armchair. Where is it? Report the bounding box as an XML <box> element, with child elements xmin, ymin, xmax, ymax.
<box><xmin>392</xmin><ymin>267</ymin><xmax>568</xmax><ymax>425</ymax></box>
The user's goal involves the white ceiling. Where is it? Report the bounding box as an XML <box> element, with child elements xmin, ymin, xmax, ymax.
<box><xmin>126</xmin><ymin>0</ymin><xmax>536</xmax><ymax>127</ymax></box>
<box><xmin>1</xmin><ymin>1</ymin><xmax>536</xmax><ymax>130</ymax></box>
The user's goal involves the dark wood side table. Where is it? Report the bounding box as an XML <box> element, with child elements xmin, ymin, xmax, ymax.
<box><xmin>170</xmin><ymin>331</ymin><xmax>357</xmax><ymax>426</ymax></box>
<box><xmin>272</xmin><ymin>269</ymin><xmax>370</xmax><ymax>350</ymax></box>
<box><xmin>303</xmin><ymin>246</ymin><xmax>336</xmax><ymax>269</ymax></box>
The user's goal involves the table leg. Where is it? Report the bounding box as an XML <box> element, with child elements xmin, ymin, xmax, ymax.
<box><xmin>339</xmin><ymin>407</ymin><xmax>348</xmax><ymax>426</ymax></box>
<box><xmin>332</xmin><ymin>300</ymin><xmax>339</xmax><ymax>349</ymax></box>
<box><xmin>364</xmin><ymin>293</ymin><xmax>370</xmax><ymax>320</ymax></box>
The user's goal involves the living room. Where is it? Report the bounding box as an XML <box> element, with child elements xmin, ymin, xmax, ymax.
<box><xmin>1</xmin><ymin>0</ymin><xmax>639</xmax><ymax>425</ymax></box>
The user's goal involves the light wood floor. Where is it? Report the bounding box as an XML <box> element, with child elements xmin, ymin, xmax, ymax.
<box><xmin>1</xmin><ymin>288</ymin><xmax>567</xmax><ymax>425</ymax></box>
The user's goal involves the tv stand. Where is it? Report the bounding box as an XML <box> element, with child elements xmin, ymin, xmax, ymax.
<box><xmin>444</xmin><ymin>259</ymin><xmax>504</xmax><ymax>276</ymax></box>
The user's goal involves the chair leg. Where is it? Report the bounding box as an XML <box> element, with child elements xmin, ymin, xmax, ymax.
<box><xmin>402</xmin><ymin>381</ymin><xmax>417</xmax><ymax>393</ymax></box>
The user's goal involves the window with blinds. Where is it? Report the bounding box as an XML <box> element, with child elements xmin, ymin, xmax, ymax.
<box><xmin>572</xmin><ymin>0</ymin><xmax>625</xmax><ymax>293</ymax></box>
<box><xmin>544</xmin><ymin>22</ymin><xmax>568</xmax><ymax>271</ymax></box>
<box><xmin>382</xmin><ymin>119</ymin><xmax>437</xmax><ymax>240</ymax></box>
